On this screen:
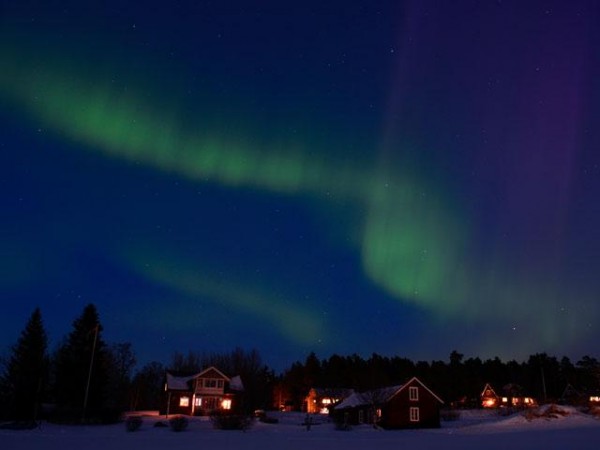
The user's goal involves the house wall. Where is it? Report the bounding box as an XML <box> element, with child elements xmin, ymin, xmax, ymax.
<box><xmin>380</xmin><ymin>382</ymin><xmax>441</xmax><ymax>429</ymax></box>
<box><xmin>159</xmin><ymin>391</ymin><xmax>193</xmax><ymax>416</ymax></box>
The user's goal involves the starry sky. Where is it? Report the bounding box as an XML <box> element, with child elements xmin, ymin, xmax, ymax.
<box><xmin>1</xmin><ymin>0</ymin><xmax>599</xmax><ymax>371</ymax></box>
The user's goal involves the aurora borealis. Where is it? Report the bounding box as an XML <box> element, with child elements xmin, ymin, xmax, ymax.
<box><xmin>2</xmin><ymin>1</ymin><xmax>599</xmax><ymax>369</ymax></box>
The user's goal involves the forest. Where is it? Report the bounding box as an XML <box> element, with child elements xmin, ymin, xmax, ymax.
<box><xmin>1</xmin><ymin>304</ymin><xmax>599</xmax><ymax>423</ymax></box>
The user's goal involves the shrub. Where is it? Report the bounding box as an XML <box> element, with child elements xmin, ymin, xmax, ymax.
<box><xmin>125</xmin><ymin>415</ymin><xmax>143</xmax><ymax>432</ymax></box>
<box><xmin>259</xmin><ymin>415</ymin><xmax>279</xmax><ymax>424</ymax></box>
<box><xmin>210</xmin><ymin>412</ymin><xmax>253</xmax><ymax>430</ymax></box>
<box><xmin>169</xmin><ymin>415</ymin><xmax>188</xmax><ymax>432</ymax></box>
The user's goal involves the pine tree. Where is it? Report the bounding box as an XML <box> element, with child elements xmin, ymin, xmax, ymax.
<box><xmin>53</xmin><ymin>304</ymin><xmax>108</xmax><ymax>421</ymax></box>
<box><xmin>4</xmin><ymin>307</ymin><xmax>48</xmax><ymax>421</ymax></box>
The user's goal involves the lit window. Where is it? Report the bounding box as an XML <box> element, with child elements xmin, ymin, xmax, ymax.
<box><xmin>376</xmin><ymin>408</ymin><xmax>382</xmax><ymax>418</ymax></box>
<box><xmin>590</xmin><ymin>396</ymin><xmax>600</xmax><ymax>402</ymax></box>
<box><xmin>322</xmin><ymin>398</ymin><xmax>331</xmax><ymax>405</ymax></box>
<box><xmin>502</xmin><ymin>397</ymin><xmax>508</xmax><ymax>403</ymax></box>
<box><xmin>410</xmin><ymin>407</ymin><xmax>420</xmax><ymax>422</ymax></box>
<box><xmin>221</xmin><ymin>399</ymin><xmax>232</xmax><ymax>410</ymax></box>
<box><xmin>179</xmin><ymin>396</ymin><xmax>189</xmax><ymax>407</ymax></box>
<box><xmin>409</xmin><ymin>386</ymin><xmax>419</xmax><ymax>401</ymax></box>
<box><xmin>195</xmin><ymin>397</ymin><xmax>202</xmax><ymax>406</ymax></box>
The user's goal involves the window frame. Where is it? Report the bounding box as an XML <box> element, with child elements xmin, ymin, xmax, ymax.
<box><xmin>409</xmin><ymin>386</ymin><xmax>419</xmax><ymax>401</ymax></box>
<box><xmin>409</xmin><ymin>406</ymin><xmax>420</xmax><ymax>422</ymax></box>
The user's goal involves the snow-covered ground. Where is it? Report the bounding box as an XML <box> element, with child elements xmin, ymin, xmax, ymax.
<box><xmin>1</xmin><ymin>406</ymin><xmax>599</xmax><ymax>450</ymax></box>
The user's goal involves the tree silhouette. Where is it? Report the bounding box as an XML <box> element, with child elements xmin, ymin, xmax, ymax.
<box><xmin>2</xmin><ymin>308</ymin><xmax>48</xmax><ymax>421</ymax></box>
<box><xmin>53</xmin><ymin>304</ymin><xmax>108</xmax><ymax>421</ymax></box>
<box><xmin>130</xmin><ymin>361</ymin><xmax>165</xmax><ymax>411</ymax></box>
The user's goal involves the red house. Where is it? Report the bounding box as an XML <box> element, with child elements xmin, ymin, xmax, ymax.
<box><xmin>333</xmin><ymin>377</ymin><xmax>444</xmax><ymax>429</ymax></box>
<box><xmin>481</xmin><ymin>383</ymin><xmax>500</xmax><ymax>408</ymax></box>
<box><xmin>160</xmin><ymin>366</ymin><xmax>244</xmax><ymax>416</ymax></box>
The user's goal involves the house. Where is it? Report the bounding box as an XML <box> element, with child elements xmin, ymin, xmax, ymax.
<box><xmin>481</xmin><ymin>383</ymin><xmax>536</xmax><ymax>409</ymax></box>
<box><xmin>481</xmin><ymin>383</ymin><xmax>500</xmax><ymax>408</ymax></box>
<box><xmin>305</xmin><ymin>388</ymin><xmax>354</xmax><ymax>414</ymax></box>
<box><xmin>333</xmin><ymin>377</ymin><xmax>443</xmax><ymax>429</ymax></box>
<box><xmin>559</xmin><ymin>383</ymin><xmax>585</xmax><ymax>406</ymax></box>
<box><xmin>500</xmin><ymin>383</ymin><xmax>537</xmax><ymax>409</ymax></box>
<box><xmin>160</xmin><ymin>366</ymin><xmax>244</xmax><ymax>416</ymax></box>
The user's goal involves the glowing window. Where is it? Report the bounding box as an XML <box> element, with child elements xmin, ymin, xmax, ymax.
<box><xmin>322</xmin><ymin>398</ymin><xmax>331</xmax><ymax>405</ymax></box>
<box><xmin>376</xmin><ymin>408</ymin><xmax>382</xmax><ymax>418</ymax></box>
<box><xmin>502</xmin><ymin>397</ymin><xmax>508</xmax><ymax>403</ymax></box>
<box><xmin>221</xmin><ymin>399</ymin><xmax>232</xmax><ymax>410</ymax></box>
<box><xmin>483</xmin><ymin>399</ymin><xmax>496</xmax><ymax>407</ymax></box>
<box><xmin>409</xmin><ymin>386</ymin><xmax>419</xmax><ymax>401</ymax></box>
<box><xmin>194</xmin><ymin>397</ymin><xmax>202</xmax><ymax>406</ymax></box>
<box><xmin>179</xmin><ymin>396</ymin><xmax>189</xmax><ymax>407</ymax></box>
<box><xmin>590</xmin><ymin>396</ymin><xmax>600</xmax><ymax>402</ymax></box>
<box><xmin>410</xmin><ymin>407</ymin><xmax>420</xmax><ymax>422</ymax></box>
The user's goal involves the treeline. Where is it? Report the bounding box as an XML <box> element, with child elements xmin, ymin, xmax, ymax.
<box><xmin>0</xmin><ymin>305</ymin><xmax>275</xmax><ymax>423</ymax></box>
<box><xmin>0</xmin><ymin>305</ymin><xmax>138</xmax><ymax>423</ymax></box>
<box><xmin>276</xmin><ymin>351</ymin><xmax>600</xmax><ymax>410</ymax></box>
<box><xmin>2</xmin><ymin>305</ymin><xmax>600</xmax><ymax>423</ymax></box>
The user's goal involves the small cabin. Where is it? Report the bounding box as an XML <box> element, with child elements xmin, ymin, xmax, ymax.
<box><xmin>481</xmin><ymin>383</ymin><xmax>500</xmax><ymax>408</ymax></box>
<box><xmin>333</xmin><ymin>377</ymin><xmax>443</xmax><ymax>429</ymax></box>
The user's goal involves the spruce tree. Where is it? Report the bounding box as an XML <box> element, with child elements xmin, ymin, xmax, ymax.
<box><xmin>4</xmin><ymin>307</ymin><xmax>48</xmax><ymax>421</ymax></box>
<box><xmin>53</xmin><ymin>304</ymin><xmax>108</xmax><ymax>421</ymax></box>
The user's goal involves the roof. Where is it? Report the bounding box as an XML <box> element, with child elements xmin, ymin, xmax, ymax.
<box><xmin>197</xmin><ymin>366</ymin><xmax>230</xmax><ymax>381</ymax></box>
<box><xmin>334</xmin><ymin>377</ymin><xmax>444</xmax><ymax>409</ymax></box>
<box><xmin>481</xmin><ymin>383</ymin><xmax>498</xmax><ymax>396</ymax></box>
<box><xmin>165</xmin><ymin>366</ymin><xmax>234</xmax><ymax>391</ymax></box>
<box><xmin>335</xmin><ymin>385</ymin><xmax>402</xmax><ymax>409</ymax></box>
<box><xmin>229</xmin><ymin>375</ymin><xmax>244</xmax><ymax>391</ymax></box>
<box><xmin>394</xmin><ymin>377</ymin><xmax>444</xmax><ymax>404</ymax></box>
<box><xmin>166</xmin><ymin>372</ymin><xmax>201</xmax><ymax>391</ymax></box>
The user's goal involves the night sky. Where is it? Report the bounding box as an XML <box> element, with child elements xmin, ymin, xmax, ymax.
<box><xmin>2</xmin><ymin>0</ymin><xmax>599</xmax><ymax>371</ymax></box>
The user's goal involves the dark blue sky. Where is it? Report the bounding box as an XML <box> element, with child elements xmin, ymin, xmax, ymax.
<box><xmin>1</xmin><ymin>0</ymin><xmax>599</xmax><ymax>371</ymax></box>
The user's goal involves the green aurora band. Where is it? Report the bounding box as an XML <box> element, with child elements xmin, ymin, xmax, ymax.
<box><xmin>1</xmin><ymin>39</ymin><xmax>593</xmax><ymax>352</ymax></box>
<box><xmin>124</xmin><ymin>254</ymin><xmax>327</xmax><ymax>346</ymax></box>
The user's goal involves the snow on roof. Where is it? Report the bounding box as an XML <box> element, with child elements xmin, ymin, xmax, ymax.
<box><xmin>166</xmin><ymin>372</ymin><xmax>200</xmax><ymax>390</ymax></box>
<box><xmin>335</xmin><ymin>385</ymin><xmax>402</xmax><ymax>409</ymax></box>
<box><xmin>229</xmin><ymin>375</ymin><xmax>244</xmax><ymax>391</ymax></box>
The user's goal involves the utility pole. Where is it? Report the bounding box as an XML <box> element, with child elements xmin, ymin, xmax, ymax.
<box><xmin>541</xmin><ymin>366</ymin><xmax>547</xmax><ymax>404</ymax></box>
<box><xmin>82</xmin><ymin>324</ymin><xmax>99</xmax><ymax>422</ymax></box>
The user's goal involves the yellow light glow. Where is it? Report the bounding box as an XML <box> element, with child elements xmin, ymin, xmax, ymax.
<box><xmin>222</xmin><ymin>399</ymin><xmax>232</xmax><ymax>410</ymax></box>
<box><xmin>590</xmin><ymin>396</ymin><xmax>600</xmax><ymax>402</ymax></box>
<box><xmin>322</xmin><ymin>398</ymin><xmax>331</xmax><ymax>405</ymax></box>
<box><xmin>179</xmin><ymin>396</ymin><xmax>189</xmax><ymax>407</ymax></box>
